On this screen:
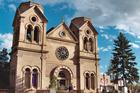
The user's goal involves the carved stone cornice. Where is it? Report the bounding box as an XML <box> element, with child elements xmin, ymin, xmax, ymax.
<box><xmin>17</xmin><ymin>47</ymin><xmax>48</xmax><ymax>53</ymax></box>
<box><xmin>80</xmin><ymin>56</ymin><xmax>100</xmax><ymax>60</ymax></box>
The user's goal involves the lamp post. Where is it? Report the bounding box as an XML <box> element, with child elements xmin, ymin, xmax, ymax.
<box><xmin>103</xmin><ymin>74</ymin><xmax>106</xmax><ymax>92</ymax></box>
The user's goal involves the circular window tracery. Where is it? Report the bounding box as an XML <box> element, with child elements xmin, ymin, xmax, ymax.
<box><xmin>59</xmin><ymin>31</ymin><xmax>66</xmax><ymax>37</ymax></box>
<box><xmin>55</xmin><ymin>46</ymin><xmax>69</xmax><ymax>60</ymax></box>
<box><xmin>32</xmin><ymin>17</ymin><xmax>37</xmax><ymax>22</ymax></box>
<box><xmin>30</xmin><ymin>15</ymin><xmax>38</xmax><ymax>23</ymax></box>
<box><xmin>86</xmin><ymin>30</ymin><xmax>91</xmax><ymax>35</ymax></box>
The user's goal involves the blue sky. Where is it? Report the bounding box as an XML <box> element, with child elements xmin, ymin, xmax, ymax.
<box><xmin>0</xmin><ymin>0</ymin><xmax>140</xmax><ymax>76</ymax></box>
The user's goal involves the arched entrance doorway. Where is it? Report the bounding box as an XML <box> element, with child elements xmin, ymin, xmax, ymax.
<box><xmin>52</xmin><ymin>66</ymin><xmax>73</xmax><ymax>90</ymax></box>
<box><xmin>57</xmin><ymin>68</ymin><xmax>71</xmax><ymax>89</ymax></box>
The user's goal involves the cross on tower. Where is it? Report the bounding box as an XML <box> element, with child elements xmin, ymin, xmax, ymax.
<box><xmin>61</xmin><ymin>16</ymin><xmax>65</xmax><ymax>23</ymax></box>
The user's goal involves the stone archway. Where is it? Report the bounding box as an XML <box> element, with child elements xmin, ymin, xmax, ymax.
<box><xmin>57</xmin><ymin>68</ymin><xmax>71</xmax><ymax>90</ymax></box>
<box><xmin>53</xmin><ymin>66</ymin><xmax>73</xmax><ymax>90</ymax></box>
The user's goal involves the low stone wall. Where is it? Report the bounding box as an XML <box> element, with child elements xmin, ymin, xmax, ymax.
<box><xmin>0</xmin><ymin>89</ymin><xmax>9</xmax><ymax>93</ymax></box>
<box><xmin>37</xmin><ymin>90</ymin><xmax>50</xmax><ymax>93</ymax></box>
<box><xmin>0</xmin><ymin>89</ymin><xmax>84</xmax><ymax>93</ymax></box>
<box><xmin>56</xmin><ymin>90</ymin><xmax>84</xmax><ymax>93</ymax></box>
<box><xmin>37</xmin><ymin>90</ymin><xmax>84</xmax><ymax>93</ymax></box>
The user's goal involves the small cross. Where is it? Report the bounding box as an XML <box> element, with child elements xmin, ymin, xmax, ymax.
<box><xmin>61</xmin><ymin>16</ymin><xmax>65</xmax><ymax>23</ymax></box>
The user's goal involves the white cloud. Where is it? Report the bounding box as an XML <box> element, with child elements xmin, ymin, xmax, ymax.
<box><xmin>101</xmin><ymin>34</ymin><xmax>116</xmax><ymax>41</ymax></box>
<box><xmin>100</xmin><ymin>72</ymin><xmax>104</xmax><ymax>75</ymax></box>
<box><xmin>99</xmin><ymin>26</ymin><xmax>105</xmax><ymax>29</ymax></box>
<box><xmin>0</xmin><ymin>33</ymin><xmax>13</xmax><ymax>51</ymax></box>
<box><xmin>100</xmin><ymin>65</ymin><xmax>103</xmax><ymax>69</ymax></box>
<box><xmin>99</xmin><ymin>30</ymin><xmax>104</xmax><ymax>33</ymax></box>
<box><xmin>99</xmin><ymin>46</ymin><xmax>112</xmax><ymax>52</ymax></box>
<box><xmin>130</xmin><ymin>42</ymin><xmax>140</xmax><ymax>49</ymax></box>
<box><xmin>115</xmin><ymin>24</ymin><xmax>130</xmax><ymax>31</ymax></box>
<box><xmin>2</xmin><ymin>0</ymin><xmax>140</xmax><ymax>40</ymax></box>
<box><xmin>101</xmin><ymin>34</ymin><xmax>109</xmax><ymax>40</ymax></box>
<box><xmin>33</xmin><ymin>0</ymin><xmax>70</xmax><ymax>6</ymax></box>
<box><xmin>100</xmin><ymin>65</ymin><xmax>107</xmax><ymax>69</ymax></box>
<box><xmin>34</xmin><ymin>0</ymin><xmax>140</xmax><ymax>39</ymax></box>
<box><xmin>70</xmin><ymin>0</ymin><xmax>140</xmax><ymax>39</ymax></box>
<box><xmin>8</xmin><ymin>4</ymin><xmax>16</xmax><ymax>12</ymax></box>
<box><xmin>100</xmin><ymin>65</ymin><xmax>108</xmax><ymax>74</ymax></box>
<box><xmin>98</xmin><ymin>26</ymin><xmax>110</xmax><ymax>33</ymax></box>
<box><xmin>135</xmin><ymin>41</ymin><xmax>140</xmax><ymax>43</ymax></box>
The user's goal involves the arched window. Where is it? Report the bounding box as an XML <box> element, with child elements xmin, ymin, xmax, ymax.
<box><xmin>89</xmin><ymin>38</ymin><xmax>93</xmax><ymax>52</ymax></box>
<box><xmin>25</xmin><ymin>68</ymin><xmax>31</xmax><ymax>88</ymax></box>
<box><xmin>32</xmin><ymin>69</ymin><xmax>38</xmax><ymax>88</ymax></box>
<box><xmin>91</xmin><ymin>73</ymin><xmax>95</xmax><ymax>90</ymax></box>
<box><xmin>85</xmin><ymin>73</ymin><xmax>90</xmax><ymax>90</ymax></box>
<box><xmin>26</xmin><ymin>25</ymin><xmax>33</xmax><ymax>42</ymax></box>
<box><xmin>86</xmin><ymin>30</ymin><xmax>90</xmax><ymax>35</ymax></box>
<box><xmin>34</xmin><ymin>26</ymin><xmax>40</xmax><ymax>43</ymax></box>
<box><xmin>84</xmin><ymin>37</ymin><xmax>88</xmax><ymax>51</ymax></box>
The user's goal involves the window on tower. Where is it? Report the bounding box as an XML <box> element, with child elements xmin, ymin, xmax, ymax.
<box><xmin>84</xmin><ymin>37</ymin><xmax>88</xmax><ymax>51</ymax></box>
<box><xmin>32</xmin><ymin>69</ymin><xmax>38</xmax><ymax>88</ymax></box>
<box><xmin>24</xmin><ymin>67</ymin><xmax>40</xmax><ymax>89</ymax></box>
<box><xmin>89</xmin><ymin>38</ymin><xmax>93</xmax><ymax>52</ymax></box>
<box><xmin>34</xmin><ymin>26</ymin><xmax>40</xmax><ymax>43</ymax></box>
<box><xmin>85</xmin><ymin>73</ymin><xmax>90</xmax><ymax>90</ymax></box>
<box><xmin>25</xmin><ymin>68</ymin><xmax>31</xmax><ymax>88</ymax></box>
<box><xmin>91</xmin><ymin>73</ymin><xmax>95</xmax><ymax>90</ymax></box>
<box><xmin>26</xmin><ymin>25</ymin><xmax>33</xmax><ymax>42</ymax></box>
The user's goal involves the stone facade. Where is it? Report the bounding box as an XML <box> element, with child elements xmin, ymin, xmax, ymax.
<box><xmin>10</xmin><ymin>1</ymin><xmax>100</xmax><ymax>93</ymax></box>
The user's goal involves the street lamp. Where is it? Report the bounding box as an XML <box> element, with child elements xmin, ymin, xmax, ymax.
<box><xmin>103</xmin><ymin>74</ymin><xmax>106</xmax><ymax>92</ymax></box>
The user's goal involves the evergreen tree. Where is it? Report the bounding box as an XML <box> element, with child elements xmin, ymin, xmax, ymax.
<box><xmin>0</xmin><ymin>48</ymin><xmax>9</xmax><ymax>62</ymax></box>
<box><xmin>107</xmin><ymin>33</ymin><xmax>139</xmax><ymax>85</ymax></box>
<box><xmin>0</xmin><ymin>48</ymin><xmax>10</xmax><ymax>88</ymax></box>
<box><xmin>49</xmin><ymin>75</ymin><xmax>57</xmax><ymax>88</ymax></box>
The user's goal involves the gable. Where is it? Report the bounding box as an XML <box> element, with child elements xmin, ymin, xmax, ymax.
<box><xmin>20</xmin><ymin>6</ymin><xmax>47</xmax><ymax>22</ymax></box>
<box><xmin>79</xmin><ymin>21</ymin><xmax>98</xmax><ymax>35</ymax></box>
<box><xmin>47</xmin><ymin>22</ymin><xmax>77</xmax><ymax>43</ymax></box>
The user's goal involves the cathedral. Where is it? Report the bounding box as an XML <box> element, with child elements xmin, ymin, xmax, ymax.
<box><xmin>10</xmin><ymin>1</ymin><xmax>100</xmax><ymax>93</ymax></box>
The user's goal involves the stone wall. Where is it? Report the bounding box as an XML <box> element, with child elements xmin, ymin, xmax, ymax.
<box><xmin>36</xmin><ymin>90</ymin><xmax>50</xmax><ymax>93</ymax></box>
<box><xmin>0</xmin><ymin>89</ymin><xmax>9</xmax><ymax>93</ymax></box>
<box><xmin>0</xmin><ymin>89</ymin><xmax>85</xmax><ymax>93</ymax></box>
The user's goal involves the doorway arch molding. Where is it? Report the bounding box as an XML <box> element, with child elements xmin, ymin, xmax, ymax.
<box><xmin>53</xmin><ymin>65</ymin><xmax>73</xmax><ymax>78</ymax></box>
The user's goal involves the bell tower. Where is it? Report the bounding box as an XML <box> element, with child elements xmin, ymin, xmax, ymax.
<box><xmin>10</xmin><ymin>1</ymin><xmax>48</xmax><ymax>93</ymax></box>
<box><xmin>70</xmin><ymin>17</ymin><xmax>99</xmax><ymax>93</ymax></box>
<box><xmin>12</xmin><ymin>1</ymin><xmax>47</xmax><ymax>49</ymax></box>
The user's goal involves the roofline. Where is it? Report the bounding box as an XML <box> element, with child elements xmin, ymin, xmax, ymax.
<box><xmin>46</xmin><ymin>22</ymin><xmax>78</xmax><ymax>42</ymax></box>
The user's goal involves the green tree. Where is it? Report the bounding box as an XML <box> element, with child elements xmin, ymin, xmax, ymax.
<box><xmin>49</xmin><ymin>75</ymin><xmax>57</xmax><ymax>88</ymax></box>
<box><xmin>0</xmin><ymin>48</ymin><xmax>9</xmax><ymax>62</ymax></box>
<box><xmin>107</xmin><ymin>33</ymin><xmax>139</xmax><ymax>85</ymax></box>
<box><xmin>0</xmin><ymin>48</ymin><xmax>10</xmax><ymax>88</ymax></box>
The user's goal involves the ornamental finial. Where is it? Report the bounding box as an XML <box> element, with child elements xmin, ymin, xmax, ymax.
<box><xmin>61</xmin><ymin>16</ymin><xmax>65</xmax><ymax>23</ymax></box>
